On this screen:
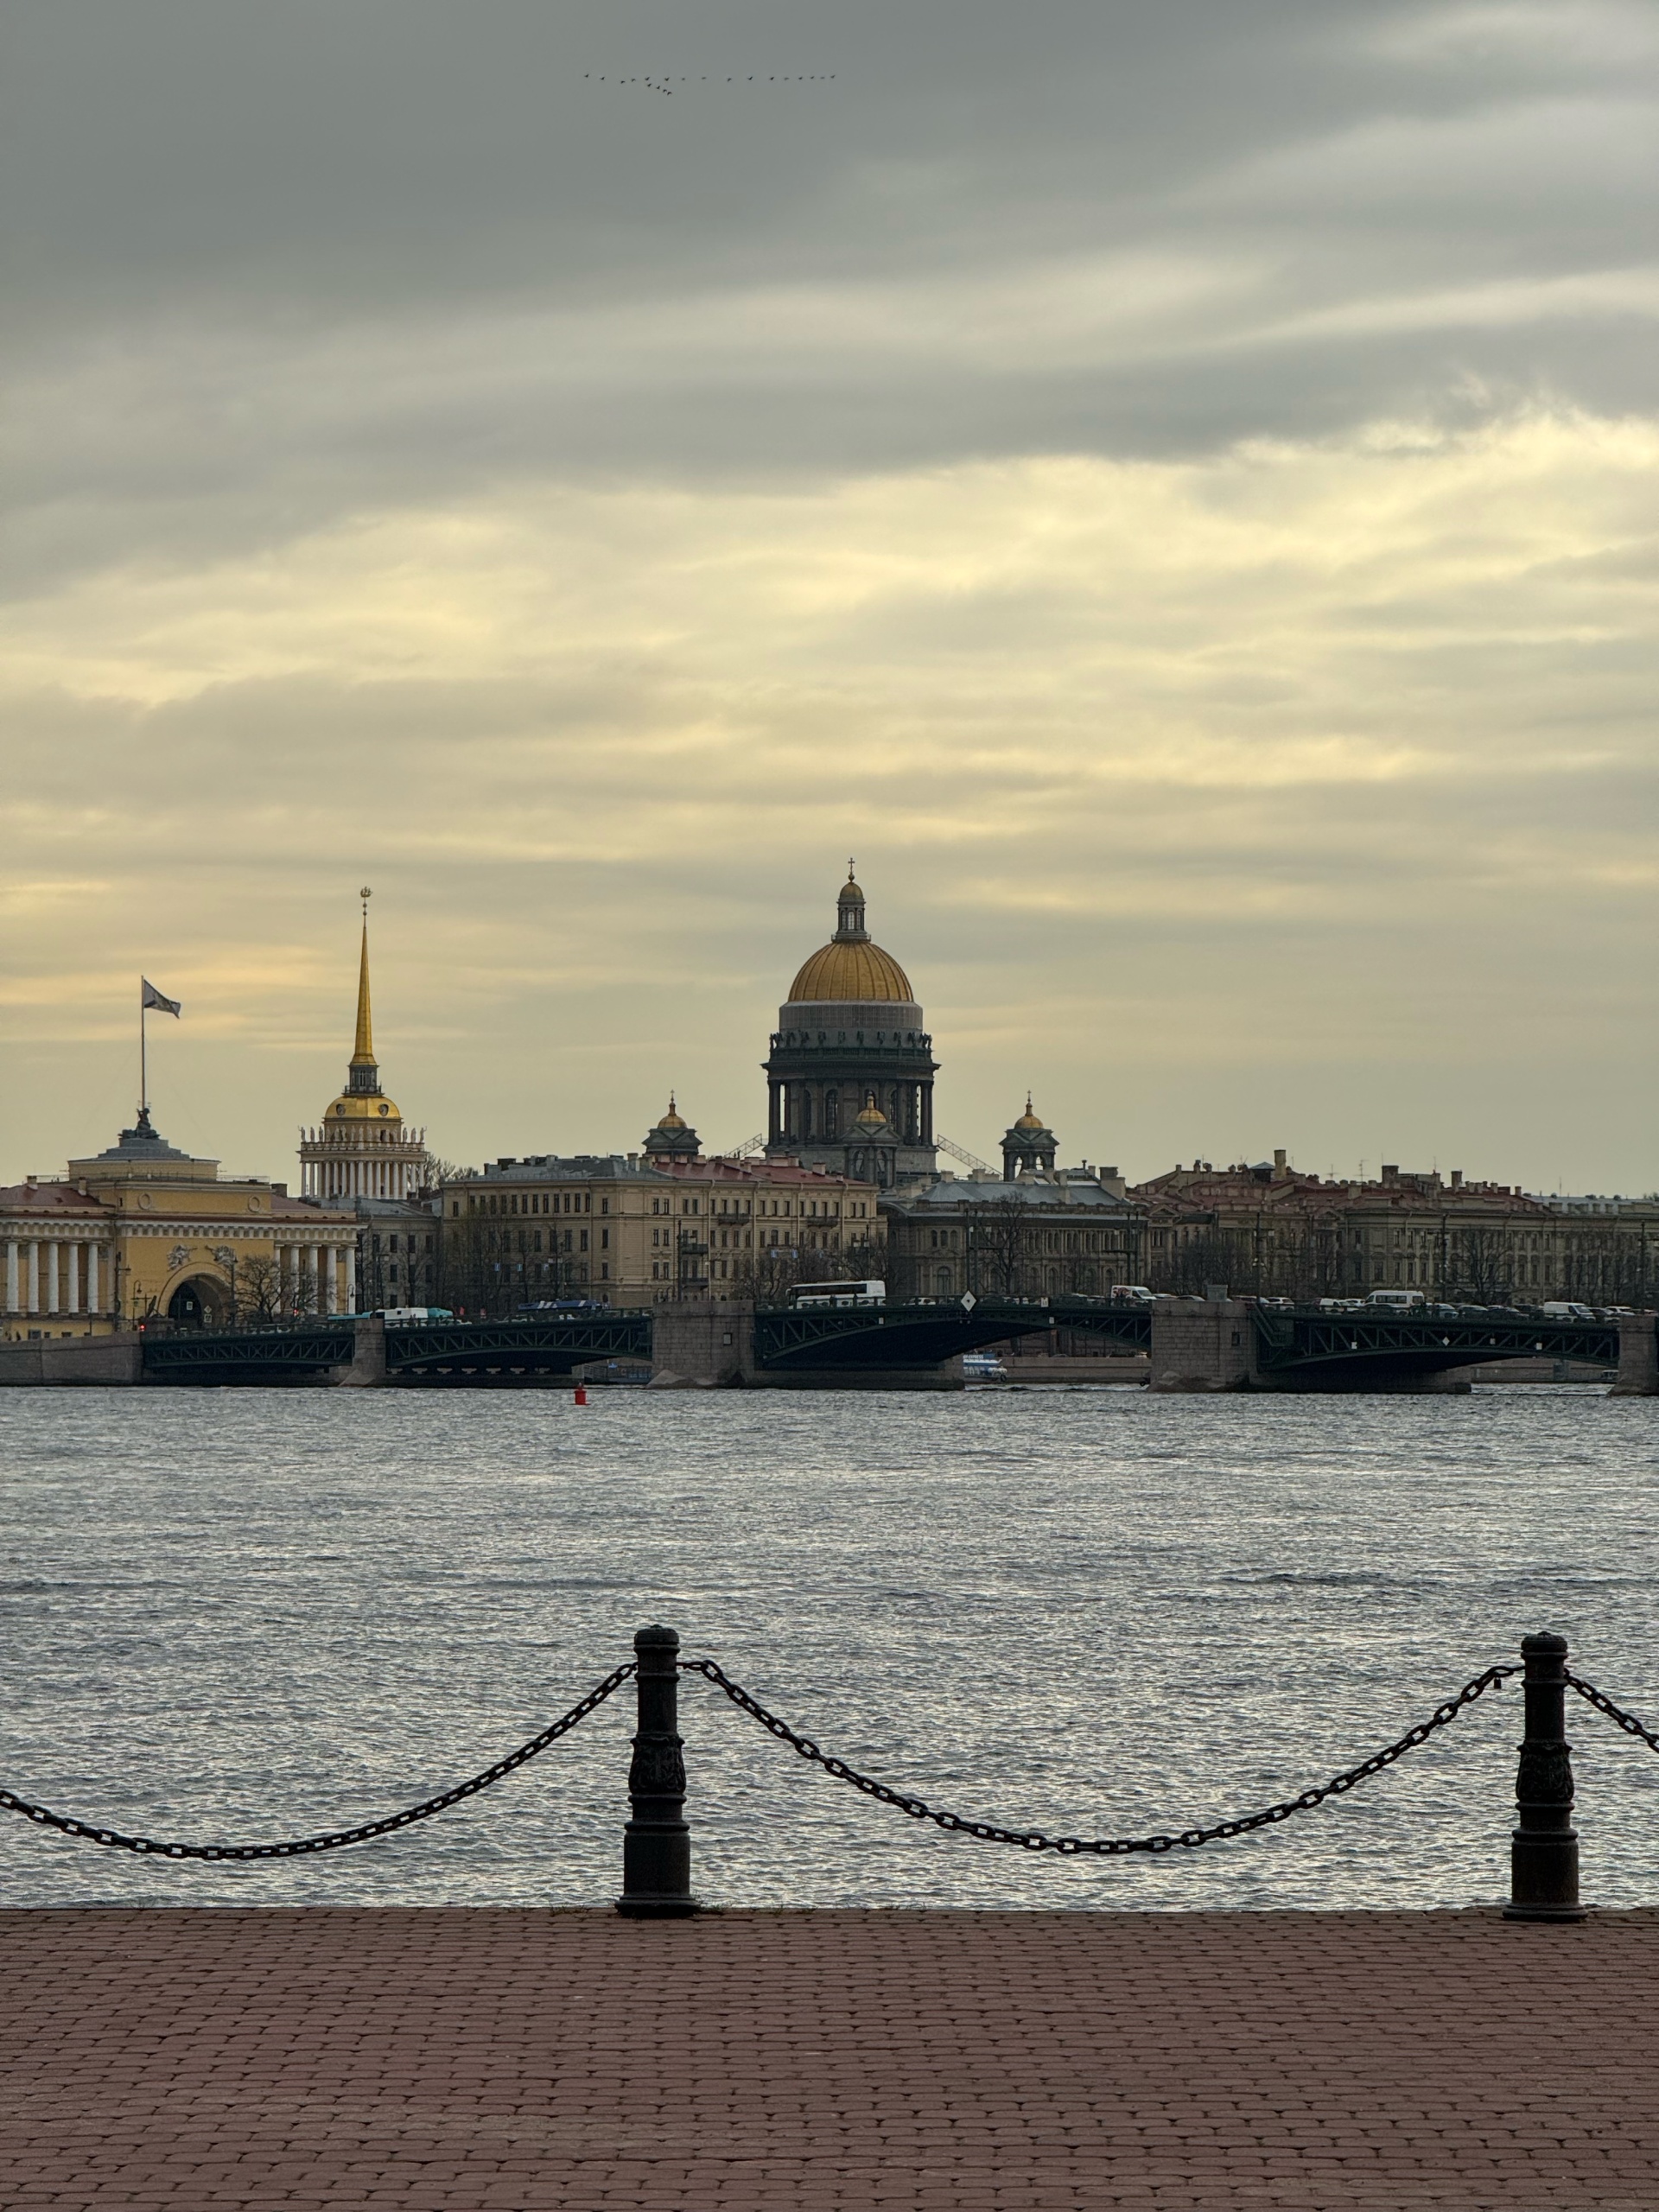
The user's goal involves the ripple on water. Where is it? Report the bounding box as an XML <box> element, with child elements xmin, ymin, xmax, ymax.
<box><xmin>0</xmin><ymin>1383</ymin><xmax>1656</xmax><ymax>1910</ymax></box>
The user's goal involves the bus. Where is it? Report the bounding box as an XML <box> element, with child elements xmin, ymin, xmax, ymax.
<box><xmin>788</xmin><ymin>1279</ymin><xmax>887</xmax><ymax>1308</ymax></box>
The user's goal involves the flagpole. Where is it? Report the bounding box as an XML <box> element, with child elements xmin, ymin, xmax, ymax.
<box><xmin>140</xmin><ymin>987</ymin><xmax>148</xmax><ymax>1117</ymax></box>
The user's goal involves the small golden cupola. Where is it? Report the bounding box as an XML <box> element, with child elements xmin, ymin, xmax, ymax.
<box><xmin>1001</xmin><ymin>1095</ymin><xmax>1058</xmax><ymax>1179</ymax></box>
<box><xmin>643</xmin><ymin>1094</ymin><xmax>701</xmax><ymax>1162</ymax></box>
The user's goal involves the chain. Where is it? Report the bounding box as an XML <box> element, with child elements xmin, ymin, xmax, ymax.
<box><xmin>1567</xmin><ymin>1673</ymin><xmax>1659</xmax><ymax>1750</ymax></box>
<box><xmin>681</xmin><ymin>1657</ymin><xmax>1516</xmax><ymax>1855</ymax></box>
<box><xmin>0</xmin><ymin>1662</ymin><xmax>636</xmax><ymax>1860</ymax></box>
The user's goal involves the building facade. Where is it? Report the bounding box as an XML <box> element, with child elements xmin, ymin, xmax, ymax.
<box><xmin>882</xmin><ymin>1102</ymin><xmax>1140</xmax><ymax>1301</ymax></box>
<box><xmin>1</xmin><ymin>1111</ymin><xmax>357</xmax><ymax>1338</ymax></box>
<box><xmin>438</xmin><ymin>1103</ymin><xmax>883</xmax><ymax>1313</ymax></box>
<box><xmin>763</xmin><ymin>873</ymin><xmax>938</xmax><ymax>1186</ymax></box>
<box><xmin>1133</xmin><ymin>1155</ymin><xmax>1659</xmax><ymax>1305</ymax></box>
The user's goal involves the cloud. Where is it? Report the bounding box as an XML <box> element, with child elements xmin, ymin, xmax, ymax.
<box><xmin>3</xmin><ymin>404</ymin><xmax>1657</xmax><ymax>1187</ymax></box>
<box><xmin>3</xmin><ymin>0</ymin><xmax>1659</xmax><ymax>1191</ymax></box>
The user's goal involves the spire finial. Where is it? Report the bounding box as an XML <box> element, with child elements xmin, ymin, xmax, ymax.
<box><xmin>848</xmin><ymin>856</ymin><xmax>855</xmax><ymax>881</ymax></box>
<box><xmin>350</xmin><ymin>892</ymin><xmax>376</xmax><ymax>1071</ymax></box>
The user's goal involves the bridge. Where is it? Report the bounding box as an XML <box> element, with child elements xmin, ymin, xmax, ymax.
<box><xmin>30</xmin><ymin>1296</ymin><xmax>1643</xmax><ymax>1394</ymax></box>
<box><xmin>136</xmin><ymin>1313</ymin><xmax>651</xmax><ymax>1388</ymax></box>
<box><xmin>139</xmin><ymin>1321</ymin><xmax>356</xmax><ymax>1386</ymax></box>
<box><xmin>752</xmin><ymin>1296</ymin><xmax>1149</xmax><ymax>1375</ymax></box>
<box><xmin>383</xmin><ymin>1312</ymin><xmax>650</xmax><ymax>1383</ymax></box>
<box><xmin>1250</xmin><ymin>1305</ymin><xmax>1620</xmax><ymax>1388</ymax></box>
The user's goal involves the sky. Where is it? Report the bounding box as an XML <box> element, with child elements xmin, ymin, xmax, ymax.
<box><xmin>3</xmin><ymin>0</ymin><xmax>1657</xmax><ymax>1192</ymax></box>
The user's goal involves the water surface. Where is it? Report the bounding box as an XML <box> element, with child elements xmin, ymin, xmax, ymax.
<box><xmin>3</xmin><ymin>1384</ymin><xmax>1656</xmax><ymax>1910</ymax></box>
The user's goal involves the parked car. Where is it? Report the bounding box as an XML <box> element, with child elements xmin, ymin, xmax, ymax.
<box><xmin>1364</xmin><ymin>1289</ymin><xmax>1427</xmax><ymax>1311</ymax></box>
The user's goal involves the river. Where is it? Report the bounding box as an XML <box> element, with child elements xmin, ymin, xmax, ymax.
<box><xmin>3</xmin><ymin>1382</ymin><xmax>1656</xmax><ymax>1911</ymax></box>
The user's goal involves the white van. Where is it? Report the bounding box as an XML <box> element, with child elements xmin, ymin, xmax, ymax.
<box><xmin>1541</xmin><ymin>1301</ymin><xmax>1597</xmax><ymax>1322</ymax></box>
<box><xmin>1364</xmin><ymin>1290</ymin><xmax>1426</xmax><ymax>1311</ymax></box>
<box><xmin>1109</xmin><ymin>1285</ymin><xmax>1157</xmax><ymax>1303</ymax></box>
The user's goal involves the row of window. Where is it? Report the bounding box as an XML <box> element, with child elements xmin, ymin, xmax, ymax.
<box><xmin>456</xmin><ymin>1188</ymin><xmax>869</xmax><ymax>1223</ymax></box>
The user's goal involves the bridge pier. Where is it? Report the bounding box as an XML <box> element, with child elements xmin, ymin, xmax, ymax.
<box><xmin>1611</xmin><ymin>1315</ymin><xmax>1659</xmax><ymax>1396</ymax></box>
<box><xmin>333</xmin><ymin>1317</ymin><xmax>387</xmax><ymax>1388</ymax></box>
<box><xmin>648</xmin><ymin>1300</ymin><xmax>760</xmax><ymax>1389</ymax></box>
<box><xmin>1148</xmin><ymin>1300</ymin><xmax>1255</xmax><ymax>1392</ymax></box>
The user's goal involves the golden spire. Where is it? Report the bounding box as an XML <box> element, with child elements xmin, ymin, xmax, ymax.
<box><xmin>351</xmin><ymin>887</ymin><xmax>375</xmax><ymax>1069</ymax></box>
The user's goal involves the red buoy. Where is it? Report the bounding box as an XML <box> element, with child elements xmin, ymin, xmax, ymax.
<box><xmin>574</xmin><ymin>1385</ymin><xmax>588</xmax><ymax>1405</ymax></box>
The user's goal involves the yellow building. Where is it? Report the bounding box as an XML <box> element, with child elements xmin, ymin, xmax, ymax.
<box><xmin>438</xmin><ymin>1101</ymin><xmax>883</xmax><ymax>1314</ymax></box>
<box><xmin>0</xmin><ymin>1110</ymin><xmax>358</xmax><ymax>1338</ymax></box>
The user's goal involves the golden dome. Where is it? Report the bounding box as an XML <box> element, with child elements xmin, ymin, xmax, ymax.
<box><xmin>327</xmin><ymin>1091</ymin><xmax>402</xmax><ymax>1122</ymax></box>
<box><xmin>1014</xmin><ymin>1095</ymin><xmax>1046</xmax><ymax>1131</ymax></box>
<box><xmin>655</xmin><ymin>1095</ymin><xmax>686</xmax><ymax>1131</ymax></box>
<box><xmin>787</xmin><ymin>871</ymin><xmax>915</xmax><ymax>1003</ymax></box>
<box><xmin>853</xmin><ymin>1093</ymin><xmax>890</xmax><ymax>1129</ymax></box>
<box><xmin>788</xmin><ymin>938</ymin><xmax>915</xmax><ymax>1004</ymax></box>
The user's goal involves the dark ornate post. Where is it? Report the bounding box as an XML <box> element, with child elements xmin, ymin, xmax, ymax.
<box><xmin>616</xmin><ymin>1624</ymin><xmax>695</xmax><ymax>1916</ymax></box>
<box><xmin>1504</xmin><ymin>1631</ymin><xmax>1586</xmax><ymax>1922</ymax></box>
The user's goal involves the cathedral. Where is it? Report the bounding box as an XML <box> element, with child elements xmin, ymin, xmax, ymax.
<box><xmin>764</xmin><ymin>871</ymin><xmax>938</xmax><ymax>1187</ymax></box>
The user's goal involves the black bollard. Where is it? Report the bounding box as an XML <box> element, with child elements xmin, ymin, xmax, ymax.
<box><xmin>1503</xmin><ymin>1631</ymin><xmax>1586</xmax><ymax>1922</ymax></box>
<box><xmin>616</xmin><ymin>1623</ymin><xmax>696</xmax><ymax>1917</ymax></box>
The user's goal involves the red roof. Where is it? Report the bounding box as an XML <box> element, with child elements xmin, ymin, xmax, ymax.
<box><xmin>0</xmin><ymin>1181</ymin><xmax>116</xmax><ymax>1217</ymax></box>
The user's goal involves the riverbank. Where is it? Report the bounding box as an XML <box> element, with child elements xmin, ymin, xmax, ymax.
<box><xmin>3</xmin><ymin>1904</ymin><xmax>1653</xmax><ymax>2209</ymax></box>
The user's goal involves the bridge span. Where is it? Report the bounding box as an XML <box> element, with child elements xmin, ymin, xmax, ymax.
<box><xmin>4</xmin><ymin>1295</ymin><xmax>1651</xmax><ymax>1392</ymax></box>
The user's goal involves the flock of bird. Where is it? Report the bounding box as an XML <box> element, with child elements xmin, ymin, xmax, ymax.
<box><xmin>584</xmin><ymin>74</ymin><xmax>837</xmax><ymax>95</ymax></box>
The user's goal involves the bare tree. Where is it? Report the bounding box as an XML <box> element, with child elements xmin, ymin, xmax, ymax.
<box><xmin>962</xmin><ymin>1198</ymin><xmax>1036</xmax><ymax>1299</ymax></box>
<box><xmin>238</xmin><ymin>1254</ymin><xmax>284</xmax><ymax>1321</ymax></box>
<box><xmin>1450</xmin><ymin>1224</ymin><xmax>1513</xmax><ymax>1304</ymax></box>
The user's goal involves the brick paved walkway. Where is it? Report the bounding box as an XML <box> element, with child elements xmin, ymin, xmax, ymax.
<box><xmin>3</xmin><ymin>1907</ymin><xmax>1656</xmax><ymax>2209</ymax></box>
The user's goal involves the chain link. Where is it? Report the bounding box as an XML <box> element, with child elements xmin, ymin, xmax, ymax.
<box><xmin>681</xmin><ymin>1657</ymin><xmax>1516</xmax><ymax>1855</ymax></box>
<box><xmin>1567</xmin><ymin>1673</ymin><xmax>1659</xmax><ymax>1750</ymax></box>
<box><xmin>0</xmin><ymin>1662</ymin><xmax>636</xmax><ymax>1860</ymax></box>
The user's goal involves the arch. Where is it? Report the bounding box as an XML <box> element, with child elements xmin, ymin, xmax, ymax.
<box><xmin>167</xmin><ymin>1274</ymin><xmax>227</xmax><ymax>1328</ymax></box>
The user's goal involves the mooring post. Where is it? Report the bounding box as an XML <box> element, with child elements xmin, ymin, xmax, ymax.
<box><xmin>616</xmin><ymin>1623</ymin><xmax>695</xmax><ymax>1916</ymax></box>
<box><xmin>1504</xmin><ymin>1630</ymin><xmax>1586</xmax><ymax>1922</ymax></box>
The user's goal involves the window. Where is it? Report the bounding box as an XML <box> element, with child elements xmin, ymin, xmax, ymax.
<box><xmin>601</xmin><ymin>1198</ymin><xmax>610</xmax><ymax>1215</ymax></box>
<box><xmin>580</xmin><ymin>1230</ymin><xmax>589</xmax><ymax>1253</ymax></box>
<box><xmin>601</xmin><ymin>1230</ymin><xmax>609</xmax><ymax>1250</ymax></box>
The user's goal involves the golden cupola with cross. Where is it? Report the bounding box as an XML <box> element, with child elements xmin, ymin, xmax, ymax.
<box><xmin>764</xmin><ymin>863</ymin><xmax>938</xmax><ymax>1187</ymax></box>
<box><xmin>299</xmin><ymin>891</ymin><xmax>427</xmax><ymax>1203</ymax></box>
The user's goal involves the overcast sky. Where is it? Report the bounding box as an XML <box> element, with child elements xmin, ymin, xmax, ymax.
<box><xmin>4</xmin><ymin>0</ymin><xmax>1657</xmax><ymax>1191</ymax></box>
